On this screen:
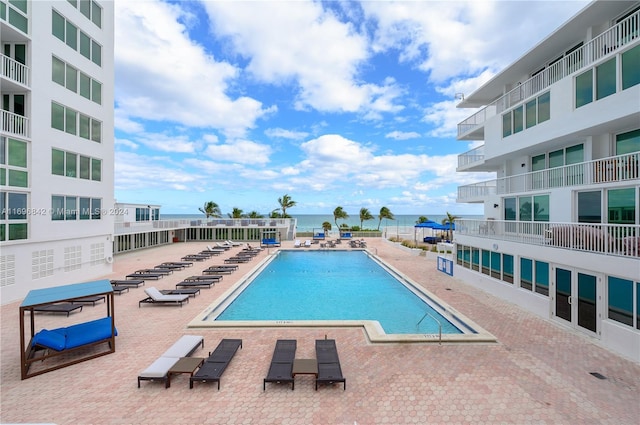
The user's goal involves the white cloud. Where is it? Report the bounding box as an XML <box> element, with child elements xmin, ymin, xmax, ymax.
<box><xmin>265</xmin><ymin>128</ymin><xmax>310</xmax><ymax>140</ymax></box>
<box><xmin>114</xmin><ymin>0</ymin><xmax>270</xmax><ymax>137</ymax></box>
<box><xmin>386</xmin><ymin>131</ymin><xmax>421</xmax><ymax>140</ymax></box>
<box><xmin>114</xmin><ymin>151</ymin><xmax>201</xmax><ymax>191</ymax></box>
<box><xmin>204</xmin><ymin>139</ymin><xmax>272</xmax><ymax>165</ymax></box>
<box><xmin>201</xmin><ymin>1</ymin><xmax>404</xmax><ymax>117</ymax></box>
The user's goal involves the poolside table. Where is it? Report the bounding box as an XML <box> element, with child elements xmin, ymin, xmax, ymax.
<box><xmin>292</xmin><ymin>359</ymin><xmax>318</xmax><ymax>378</ymax></box>
<box><xmin>168</xmin><ymin>357</ymin><xmax>204</xmax><ymax>387</ymax></box>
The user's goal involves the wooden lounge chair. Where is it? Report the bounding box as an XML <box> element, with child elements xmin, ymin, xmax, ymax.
<box><xmin>32</xmin><ymin>303</ymin><xmax>83</xmax><ymax>317</ymax></box>
<box><xmin>189</xmin><ymin>339</ymin><xmax>243</xmax><ymax>389</ymax></box>
<box><xmin>263</xmin><ymin>339</ymin><xmax>296</xmax><ymax>391</ymax></box>
<box><xmin>315</xmin><ymin>339</ymin><xmax>345</xmax><ymax>390</ymax></box>
<box><xmin>138</xmin><ymin>287</ymin><xmax>189</xmax><ymax>307</ymax></box>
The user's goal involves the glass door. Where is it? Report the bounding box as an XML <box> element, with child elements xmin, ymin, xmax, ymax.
<box><xmin>553</xmin><ymin>267</ymin><xmax>599</xmax><ymax>334</ymax></box>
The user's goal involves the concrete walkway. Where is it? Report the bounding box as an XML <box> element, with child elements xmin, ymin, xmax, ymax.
<box><xmin>1</xmin><ymin>239</ymin><xmax>638</xmax><ymax>424</ymax></box>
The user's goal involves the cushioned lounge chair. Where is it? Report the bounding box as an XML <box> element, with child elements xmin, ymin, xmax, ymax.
<box><xmin>138</xmin><ymin>287</ymin><xmax>189</xmax><ymax>307</ymax></box>
<box><xmin>304</xmin><ymin>240</ymin><xmax>311</xmax><ymax>247</ymax></box>
<box><xmin>263</xmin><ymin>339</ymin><xmax>296</xmax><ymax>390</ymax></box>
<box><xmin>189</xmin><ymin>339</ymin><xmax>243</xmax><ymax>389</ymax></box>
<box><xmin>138</xmin><ymin>335</ymin><xmax>204</xmax><ymax>388</ymax></box>
<box><xmin>315</xmin><ymin>339</ymin><xmax>345</xmax><ymax>390</ymax></box>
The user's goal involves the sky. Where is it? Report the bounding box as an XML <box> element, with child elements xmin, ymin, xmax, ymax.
<box><xmin>113</xmin><ymin>0</ymin><xmax>589</xmax><ymax>216</ymax></box>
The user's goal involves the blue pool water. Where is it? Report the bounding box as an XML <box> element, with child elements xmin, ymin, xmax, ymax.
<box><xmin>215</xmin><ymin>251</ymin><xmax>463</xmax><ymax>334</ymax></box>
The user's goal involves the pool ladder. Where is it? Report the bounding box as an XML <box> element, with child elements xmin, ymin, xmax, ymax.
<box><xmin>416</xmin><ymin>311</ymin><xmax>442</xmax><ymax>344</ymax></box>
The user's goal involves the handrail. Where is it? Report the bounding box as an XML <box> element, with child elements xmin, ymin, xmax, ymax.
<box><xmin>416</xmin><ymin>311</ymin><xmax>442</xmax><ymax>344</ymax></box>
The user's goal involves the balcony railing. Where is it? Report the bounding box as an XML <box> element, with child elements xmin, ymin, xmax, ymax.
<box><xmin>1</xmin><ymin>54</ymin><xmax>29</xmax><ymax>87</ymax></box>
<box><xmin>457</xmin><ymin>10</ymin><xmax>640</xmax><ymax>138</ymax></box>
<box><xmin>457</xmin><ymin>219</ymin><xmax>639</xmax><ymax>258</ymax></box>
<box><xmin>458</xmin><ymin>152</ymin><xmax>640</xmax><ymax>202</ymax></box>
<box><xmin>457</xmin><ymin>145</ymin><xmax>485</xmax><ymax>168</ymax></box>
<box><xmin>1</xmin><ymin>109</ymin><xmax>29</xmax><ymax>138</ymax></box>
<box><xmin>114</xmin><ymin>218</ymin><xmax>293</xmax><ymax>235</ymax></box>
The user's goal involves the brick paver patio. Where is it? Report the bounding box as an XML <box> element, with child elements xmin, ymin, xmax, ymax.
<box><xmin>2</xmin><ymin>240</ymin><xmax>638</xmax><ymax>424</ymax></box>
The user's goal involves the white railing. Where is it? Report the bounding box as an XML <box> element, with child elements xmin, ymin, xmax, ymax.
<box><xmin>114</xmin><ymin>218</ymin><xmax>293</xmax><ymax>235</ymax></box>
<box><xmin>458</xmin><ymin>152</ymin><xmax>640</xmax><ymax>202</ymax></box>
<box><xmin>457</xmin><ymin>219</ymin><xmax>639</xmax><ymax>258</ymax></box>
<box><xmin>1</xmin><ymin>109</ymin><xmax>29</xmax><ymax>138</ymax></box>
<box><xmin>457</xmin><ymin>145</ymin><xmax>485</xmax><ymax>168</ymax></box>
<box><xmin>0</xmin><ymin>54</ymin><xmax>29</xmax><ymax>86</ymax></box>
<box><xmin>457</xmin><ymin>10</ymin><xmax>640</xmax><ymax>138</ymax></box>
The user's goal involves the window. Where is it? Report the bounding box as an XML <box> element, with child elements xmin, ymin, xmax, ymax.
<box><xmin>52</xmin><ymin>149</ymin><xmax>64</xmax><ymax>176</ymax></box>
<box><xmin>79</xmin><ymin>156</ymin><xmax>90</xmax><ymax>179</ymax></box>
<box><xmin>91</xmin><ymin>158</ymin><xmax>101</xmax><ymax>181</ymax></box>
<box><xmin>503</xmin><ymin>254</ymin><xmax>514</xmax><ymax>284</ymax></box>
<box><xmin>520</xmin><ymin>258</ymin><xmax>533</xmax><ymax>290</ymax></box>
<box><xmin>502</xmin><ymin>113</ymin><xmax>511</xmax><ymax>138</ymax></box>
<box><xmin>91</xmin><ymin>79</ymin><xmax>102</xmax><ymax>104</ymax></box>
<box><xmin>504</xmin><ymin>197</ymin><xmax>516</xmax><ymax>221</ymax></box>
<box><xmin>65</xmin><ymin>196</ymin><xmax>77</xmax><ymax>220</ymax></box>
<box><xmin>578</xmin><ymin>191</ymin><xmax>602</xmax><ymax>223</ymax></box>
<box><xmin>65</xmin><ymin>152</ymin><xmax>77</xmax><ymax>177</ymax></box>
<box><xmin>608</xmin><ymin>188</ymin><xmax>636</xmax><ymax>224</ymax></box>
<box><xmin>79</xmin><ymin>114</ymin><xmax>90</xmax><ymax>139</ymax></box>
<box><xmin>65</xmin><ymin>64</ymin><xmax>77</xmax><ymax>92</ymax></box>
<box><xmin>622</xmin><ymin>45</ymin><xmax>640</xmax><ymax>90</ymax></box>
<box><xmin>537</xmin><ymin>92</ymin><xmax>550</xmax><ymax>123</ymax></box>
<box><xmin>608</xmin><ymin>276</ymin><xmax>633</xmax><ymax>326</ymax></box>
<box><xmin>490</xmin><ymin>251</ymin><xmax>501</xmax><ymax>279</ymax></box>
<box><xmin>52</xmin><ymin>56</ymin><xmax>65</xmax><ymax>85</ymax></box>
<box><xmin>51</xmin><ymin>195</ymin><xmax>65</xmax><ymax>220</ymax></box>
<box><xmin>575</xmin><ymin>69</ymin><xmax>593</xmax><ymax>108</ymax></box>
<box><xmin>91</xmin><ymin>40</ymin><xmax>101</xmax><ymax>66</ymax></box>
<box><xmin>512</xmin><ymin>106</ymin><xmax>523</xmax><ymax>134</ymax></box>
<box><xmin>80</xmin><ymin>73</ymin><xmax>91</xmax><ymax>99</ymax></box>
<box><xmin>65</xmin><ymin>20</ymin><xmax>77</xmax><ymax>50</ymax></box>
<box><xmin>519</xmin><ymin>197</ymin><xmax>532</xmax><ymax>221</ymax></box>
<box><xmin>91</xmin><ymin>1</ymin><xmax>102</xmax><ymax>27</ymax></box>
<box><xmin>51</xmin><ymin>103</ymin><xmax>65</xmax><ymax>131</ymax></box>
<box><xmin>91</xmin><ymin>198</ymin><xmax>101</xmax><ymax>219</ymax></box>
<box><xmin>525</xmin><ymin>99</ymin><xmax>537</xmax><ymax>129</ymax></box>
<box><xmin>616</xmin><ymin>129</ymin><xmax>640</xmax><ymax>155</ymax></box>
<box><xmin>91</xmin><ymin>118</ymin><xmax>101</xmax><ymax>142</ymax></box>
<box><xmin>533</xmin><ymin>195</ymin><xmax>549</xmax><ymax>222</ymax></box>
<box><xmin>534</xmin><ymin>261</ymin><xmax>549</xmax><ymax>296</ymax></box>
<box><xmin>52</xmin><ymin>10</ymin><xmax>65</xmax><ymax>41</ymax></box>
<box><xmin>80</xmin><ymin>32</ymin><xmax>91</xmax><ymax>59</ymax></box>
<box><xmin>481</xmin><ymin>250</ymin><xmax>490</xmax><ymax>275</ymax></box>
<box><xmin>79</xmin><ymin>197</ymin><xmax>90</xmax><ymax>220</ymax></box>
<box><xmin>65</xmin><ymin>107</ymin><xmax>77</xmax><ymax>135</ymax></box>
<box><xmin>596</xmin><ymin>58</ymin><xmax>616</xmax><ymax>100</ymax></box>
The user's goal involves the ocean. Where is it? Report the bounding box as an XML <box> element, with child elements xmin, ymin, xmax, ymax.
<box><xmin>161</xmin><ymin>213</ymin><xmax>481</xmax><ymax>234</ymax></box>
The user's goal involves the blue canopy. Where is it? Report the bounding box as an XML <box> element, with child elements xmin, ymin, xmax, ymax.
<box><xmin>414</xmin><ymin>220</ymin><xmax>439</xmax><ymax>228</ymax></box>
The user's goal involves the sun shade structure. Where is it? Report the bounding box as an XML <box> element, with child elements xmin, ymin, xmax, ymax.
<box><xmin>19</xmin><ymin>279</ymin><xmax>116</xmax><ymax>380</ymax></box>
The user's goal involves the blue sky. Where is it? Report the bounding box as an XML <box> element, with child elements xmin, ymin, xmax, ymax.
<box><xmin>113</xmin><ymin>0</ymin><xmax>588</xmax><ymax>216</ymax></box>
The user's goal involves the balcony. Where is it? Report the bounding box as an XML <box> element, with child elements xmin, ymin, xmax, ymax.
<box><xmin>457</xmin><ymin>145</ymin><xmax>485</xmax><ymax>170</ymax></box>
<box><xmin>458</xmin><ymin>152</ymin><xmax>639</xmax><ymax>202</ymax></box>
<box><xmin>457</xmin><ymin>10</ymin><xmax>639</xmax><ymax>140</ymax></box>
<box><xmin>1</xmin><ymin>109</ymin><xmax>29</xmax><ymax>138</ymax></box>
<box><xmin>457</xmin><ymin>219</ymin><xmax>639</xmax><ymax>258</ymax></box>
<box><xmin>1</xmin><ymin>54</ymin><xmax>29</xmax><ymax>87</ymax></box>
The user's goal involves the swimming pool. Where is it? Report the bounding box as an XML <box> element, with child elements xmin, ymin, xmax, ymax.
<box><xmin>189</xmin><ymin>250</ymin><xmax>496</xmax><ymax>343</ymax></box>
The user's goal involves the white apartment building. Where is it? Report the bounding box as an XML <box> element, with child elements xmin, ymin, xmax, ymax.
<box><xmin>1</xmin><ymin>0</ymin><xmax>114</xmax><ymax>303</ymax></box>
<box><xmin>454</xmin><ymin>0</ymin><xmax>640</xmax><ymax>362</ymax></box>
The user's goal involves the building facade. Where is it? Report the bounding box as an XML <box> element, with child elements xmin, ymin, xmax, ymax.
<box><xmin>454</xmin><ymin>1</ymin><xmax>640</xmax><ymax>362</ymax></box>
<box><xmin>1</xmin><ymin>0</ymin><xmax>115</xmax><ymax>304</ymax></box>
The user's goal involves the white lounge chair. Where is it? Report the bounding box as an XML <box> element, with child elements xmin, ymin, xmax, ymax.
<box><xmin>294</xmin><ymin>240</ymin><xmax>301</xmax><ymax>248</ymax></box>
<box><xmin>139</xmin><ymin>287</ymin><xmax>189</xmax><ymax>307</ymax></box>
<box><xmin>304</xmin><ymin>240</ymin><xmax>312</xmax><ymax>247</ymax></box>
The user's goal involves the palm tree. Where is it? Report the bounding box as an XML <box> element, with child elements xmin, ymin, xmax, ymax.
<box><xmin>277</xmin><ymin>194</ymin><xmax>296</xmax><ymax>218</ymax></box>
<box><xmin>228</xmin><ymin>207</ymin><xmax>244</xmax><ymax>218</ymax></box>
<box><xmin>333</xmin><ymin>206</ymin><xmax>348</xmax><ymax>230</ymax></box>
<box><xmin>441</xmin><ymin>211</ymin><xmax>460</xmax><ymax>241</ymax></box>
<box><xmin>198</xmin><ymin>201</ymin><xmax>221</xmax><ymax>219</ymax></box>
<box><xmin>377</xmin><ymin>206</ymin><xmax>394</xmax><ymax>230</ymax></box>
<box><xmin>269</xmin><ymin>209</ymin><xmax>282</xmax><ymax>218</ymax></box>
<box><xmin>246</xmin><ymin>211</ymin><xmax>264</xmax><ymax>218</ymax></box>
<box><xmin>322</xmin><ymin>221</ymin><xmax>332</xmax><ymax>235</ymax></box>
<box><xmin>416</xmin><ymin>216</ymin><xmax>429</xmax><ymax>224</ymax></box>
<box><xmin>359</xmin><ymin>207</ymin><xmax>374</xmax><ymax>230</ymax></box>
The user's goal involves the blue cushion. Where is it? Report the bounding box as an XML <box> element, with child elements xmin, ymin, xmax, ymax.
<box><xmin>32</xmin><ymin>329</ymin><xmax>66</xmax><ymax>351</ymax></box>
<box><xmin>64</xmin><ymin>317</ymin><xmax>117</xmax><ymax>349</ymax></box>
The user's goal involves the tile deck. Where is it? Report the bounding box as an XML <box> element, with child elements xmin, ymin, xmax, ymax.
<box><xmin>2</xmin><ymin>240</ymin><xmax>639</xmax><ymax>424</ymax></box>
